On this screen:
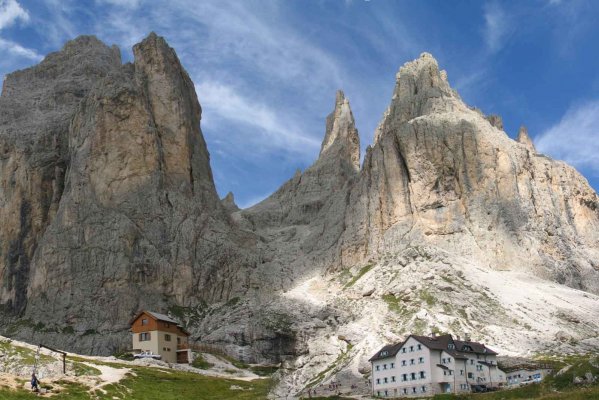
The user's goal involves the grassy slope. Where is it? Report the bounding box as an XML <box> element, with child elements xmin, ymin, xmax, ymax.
<box><xmin>0</xmin><ymin>362</ymin><xmax>271</xmax><ymax>400</ymax></box>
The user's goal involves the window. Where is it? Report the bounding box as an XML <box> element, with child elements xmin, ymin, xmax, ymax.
<box><xmin>403</xmin><ymin>388</ymin><xmax>408</xmax><ymax>395</ymax></box>
<box><xmin>402</xmin><ymin>348</ymin><xmax>407</xmax><ymax>353</ymax></box>
<box><xmin>384</xmin><ymin>390</ymin><xmax>388</xmax><ymax>397</ymax></box>
<box><xmin>383</xmin><ymin>364</ymin><xmax>387</xmax><ymax>370</ymax></box>
<box><xmin>163</xmin><ymin>347</ymin><xmax>167</xmax><ymax>351</ymax></box>
<box><xmin>449</xmin><ymin>370</ymin><xmax>453</xmax><ymax>375</ymax></box>
<box><xmin>381</xmin><ymin>350</ymin><xmax>388</xmax><ymax>357</ymax></box>
<box><xmin>402</xmin><ymin>374</ymin><xmax>407</xmax><ymax>381</ymax></box>
<box><xmin>390</xmin><ymin>362</ymin><xmax>395</xmax><ymax>369</ymax></box>
<box><xmin>402</xmin><ymin>360</ymin><xmax>407</xmax><ymax>366</ymax></box>
<box><xmin>442</xmin><ymin>358</ymin><xmax>446</xmax><ymax>364</ymax></box>
<box><xmin>410</xmin><ymin>359</ymin><xmax>415</xmax><ymax>365</ymax></box>
<box><xmin>419</xmin><ymin>371</ymin><xmax>425</xmax><ymax>379</ymax></box>
<box><xmin>417</xmin><ymin>344</ymin><xmax>422</xmax><ymax>350</ymax></box>
<box><xmin>470</xmin><ymin>360</ymin><xmax>474</xmax><ymax>365</ymax></box>
<box><xmin>412</xmin><ymin>387</ymin><xmax>417</xmax><ymax>394</ymax></box>
<box><xmin>165</xmin><ymin>334</ymin><xmax>171</xmax><ymax>341</ymax></box>
<box><xmin>139</xmin><ymin>332</ymin><xmax>150</xmax><ymax>341</ymax></box>
<box><xmin>448</xmin><ymin>358</ymin><xmax>451</xmax><ymax>363</ymax></box>
<box><xmin>444</xmin><ymin>370</ymin><xmax>447</xmax><ymax>376</ymax></box>
<box><xmin>391</xmin><ymin>376</ymin><xmax>396</xmax><ymax>382</ymax></box>
<box><xmin>376</xmin><ymin>378</ymin><xmax>380</xmax><ymax>384</ymax></box>
<box><xmin>141</xmin><ymin>318</ymin><xmax>148</xmax><ymax>326</ymax></box>
<box><xmin>411</xmin><ymin>373</ymin><xmax>416</xmax><ymax>380</ymax></box>
<box><xmin>167</xmin><ymin>347</ymin><xmax>171</xmax><ymax>351</ymax></box>
<box><xmin>421</xmin><ymin>386</ymin><xmax>426</xmax><ymax>393</ymax></box>
<box><xmin>468</xmin><ymin>372</ymin><xmax>473</xmax><ymax>379</ymax></box>
<box><xmin>448</xmin><ymin>343</ymin><xmax>455</xmax><ymax>349</ymax></box>
<box><xmin>460</xmin><ymin>370</ymin><xmax>464</xmax><ymax>376</ymax></box>
<box><xmin>384</xmin><ymin>377</ymin><xmax>388</xmax><ymax>384</ymax></box>
<box><xmin>409</xmin><ymin>345</ymin><xmax>414</xmax><ymax>352</ymax></box>
<box><xmin>377</xmin><ymin>391</ymin><xmax>381</xmax><ymax>397</ymax></box>
<box><xmin>376</xmin><ymin>365</ymin><xmax>380</xmax><ymax>371</ymax></box>
<box><xmin>419</xmin><ymin>357</ymin><xmax>424</xmax><ymax>363</ymax></box>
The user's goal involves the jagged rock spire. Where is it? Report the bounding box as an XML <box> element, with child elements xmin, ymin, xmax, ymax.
<box><xmin>486</xmin><ymin>114</ymin><xmax>504</xmax><ymax>130</ymax></box>
<box><xmin>388</xmin><ymin>52</ymin><xmax>458</xmax><ymax>123</ymax></box>
<box><xmin>517</xmin><ymin>125</ymin><xmax>536</xmax><ymax>152</ymax></box>
<box><xmin>319</xmin><ymin>90</ymin><xmax>360</xmax><ymax>171</ymax></box>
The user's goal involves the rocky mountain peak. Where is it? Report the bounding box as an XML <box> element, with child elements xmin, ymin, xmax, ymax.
<box><xmin>517</xmin><ymin>125</ymin><xmax>536</xmax><ymax>152</ymax></box>
<box><xmin>486</xmin><ymin>114</ymin><xmax>504</xmax><ymax>130</ymax></box>
<box><xmin>221</xmin><ymin>191</ymin><xmax>240</xmax><ymax>213</ymax></box>
<box><xmin>388</xmin><ymin>52</ymin><xmax>458</xmax><ymax>124</ymax></box>
<box><xmin>319</xmin><ymin>90</ymin><xmax>360</xmax><ymax>171</ymax></box>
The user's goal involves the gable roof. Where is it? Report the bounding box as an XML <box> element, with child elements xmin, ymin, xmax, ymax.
<box><xmin>368</xmin><ymin>334</ymin><xmax>498</xmax><ymax>362</ymax></box>
<box><xmin>454</xmin><ymin>339</ymin><xmax>498</xmax><ymax>355</ymax></box>
<box><xmin>146</xmin><ymin>311</ymin><xmax>179</xmax><ymax>324</ymax></box>
<box><xmin>129</xmin><ymin>310</ymin><xmax>190</xmax><ymax>335</ymax></box>
<box><xmin>368</xmin><ymin>342</ymin><xmax>405</xmax><ymax>361</ymax></box>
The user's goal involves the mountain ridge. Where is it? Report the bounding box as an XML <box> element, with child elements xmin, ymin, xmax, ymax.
<box><xmin>0</xmin><ymin>33</ymin><xmax>597</xmax><ymax>398</ymax></box>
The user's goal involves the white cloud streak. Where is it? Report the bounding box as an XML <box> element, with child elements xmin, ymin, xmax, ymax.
<box><xmin>0</xmin><ymin>37</ymin><xmax>41</xmax><ymax>59</ymax></box>
<box><xmin>483</xmin><ymin>2</ymin><xmax>511</xmax><ymax>53</ymax></box>
<box><xmin>196</xmin><ymin>81</ymin><xmax>321</xmax><ymax>157</ymax></box>
<box><xmin>535</xmin><ymin>100</ymin><xmax>599</xmax><ymax>176</ymax></box>
<box><xmin>0</xmin><ymin>0</ymin><xmax>28</xmax><ymax>30</ymax></box>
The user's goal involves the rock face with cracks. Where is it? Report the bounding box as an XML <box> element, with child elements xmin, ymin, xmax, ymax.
<box><xmin>0</xmin><ymin>36</ymin><xmax>598</xmax><ymax>398</ymax></box>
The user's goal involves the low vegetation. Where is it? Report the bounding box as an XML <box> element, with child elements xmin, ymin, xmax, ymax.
<box><xmin>343</xmin><ymin>264</ymin><xmax>374</xmax><ymax>289</ymax></box>
<box><xmin>0</xmin><ymin>363</ymin><xmax>271</xmax><ymax>400</ymax></box>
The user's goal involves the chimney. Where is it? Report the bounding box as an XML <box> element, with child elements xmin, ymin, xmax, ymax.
<box><xmin>464</xmin><ymin>333</ymin><xmax>471</xmax><ymax>341</ymax></box>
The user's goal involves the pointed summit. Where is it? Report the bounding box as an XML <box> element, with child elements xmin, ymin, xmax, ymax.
<box><xmin>389</xmin><ymin>52</ymin><xmax>460</xmax><ymax>123</ymax></box>
<box><xmin>319</xmin><ymin>90</ymin><xmax>360</xmax><ymax>171</ymax></box>
<box><xmin>221</xmin><ymin>191</ymin><xmax>240</xmax><ymax>213</ymax></box>
<box><xmin>517</xmin><ymin>125</ymin><xmax>536</xmax><ymax>152</ymax></box>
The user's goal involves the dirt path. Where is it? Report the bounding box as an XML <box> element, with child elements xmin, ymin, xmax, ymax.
<box><xmin>82</xmin><ymin>362</ymin><xmax>131</xmax><ymax>393</ymax></box>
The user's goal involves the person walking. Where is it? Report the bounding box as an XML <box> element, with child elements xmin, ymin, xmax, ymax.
<box><xmin>31</xmin><ymin>373</ymin><xmax>40</xmax><ymax>392</ymax></box>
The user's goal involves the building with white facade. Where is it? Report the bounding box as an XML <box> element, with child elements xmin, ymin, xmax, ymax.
<box><xmin>369</xmin><ymin>334</ymin><xmax>505</xmax><ymax>397</ymax></box>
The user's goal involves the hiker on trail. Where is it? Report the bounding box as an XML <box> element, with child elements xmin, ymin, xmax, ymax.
<box><xmin>31</xmin><ymin>373</ymin><xmax>39</xmax><ymax>392</ymax></box>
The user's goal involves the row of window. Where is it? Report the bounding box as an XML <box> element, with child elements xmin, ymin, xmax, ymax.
<box><xmin>441</xmin><ymin>357</ymin><xmax>452</xmax><ymax>364</ymax></box>
<box><xmin>376</xmin><ymin>386</ymin><xmax>427</xmax><ymax>397</ymax></box>
<box><xmin>375</xmin><ymin>371</ymin><xmax>426</xmax><ymax>384</ymax></box>
<box><xmin>138</xmin><ymin>332</ymin><xmax>172</xmax><ymax>342</ymax></box>
<box><xmin>459</xmin><ymin>384</ymin><xmax>470</xmax><ymax>390</ymax></box>
<box><xmin>401</xmin><ymin>344</ymin><xmax>423</xmax><ymax>353</ymax></box>
<box><xmin>376</xmin><ymin>357</ymin><xmax>425</xmax><ymax>371</ymax></box>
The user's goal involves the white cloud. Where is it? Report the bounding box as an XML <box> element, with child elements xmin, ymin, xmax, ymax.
<box><xmin>196</xmin><ymin>81</ymin><xmax>321</xmax><ymax>158</ymax></box>
<box><xmin>483</xmin><ymin>2</ymin><xmax>511</xmax><ymax>53</ymax></box>
<box><xmin>0</xmin><ymin>37</ymin><xmax>41</xmax><ymax>60</ymax></box>
<box><xmin>0</xmin><ymin>0</ymin><xmax>29</xmax><ymax>30</ymax></box>
<box><xmin>96</xmin><ymin>0</ymin><xmax>141</xmax><ymax>8</ymax></box>
<box><xmin>535</xmin><ymin>100</ymin><xmax>599</xmax><ymax>176</ymax></box>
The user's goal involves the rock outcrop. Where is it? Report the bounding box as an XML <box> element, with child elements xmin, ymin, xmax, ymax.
<box><xmin>517</xmin><ymin>125</ymin><xmax>536</xmax><ymax>152</ymax></box>
<box><xmin>0</xmin><ymin>33</ymin><xmax>255</xmax><ymax>354</ymax></box>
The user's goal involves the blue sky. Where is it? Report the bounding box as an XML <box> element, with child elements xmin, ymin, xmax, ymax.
<box><xmin>1</xmin><ymin>0</ymin><xmax>598</xmax><ymax>207</ymax></box>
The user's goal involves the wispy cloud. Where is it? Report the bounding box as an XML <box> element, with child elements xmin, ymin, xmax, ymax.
<box><xmin>483</xmin><ymin>2</ymin><xmax>511</xmax><ymax>53</ymax></box>
<box><xmin>535</xmin><ymin>100</ymin><xmax>599</xmax><ymax>176</ymax></box>
<box><xmin>196</xmin><ymin>81</ymin><xmax>321</xmax><ymax>158</ymax></box>
<box><xmin>0</xmin><ymin>37</ymin><xmax>41</xmax><ymax>60</ymax></box>
<box><xmin>95</xmin><ymin>0</ymin><xmax>141</xmax><ymax>8</ymax></box>
<box><xmin>0</xmin><ymin>0</ymin><xmax>29</xmax><ymax>29</ymax></box>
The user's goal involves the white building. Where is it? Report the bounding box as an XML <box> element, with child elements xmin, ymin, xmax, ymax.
<box><xmin>506</xmin><ymin>366</ymin><xmax>552</xmax><ymax>385</ymax></box>
<box><xmin>369</xmin><ymin>334</ymin><xmax>505</xmax><ymax>397</ymax></box>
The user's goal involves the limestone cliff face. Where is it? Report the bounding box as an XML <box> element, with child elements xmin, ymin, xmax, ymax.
<box><xmin>338</xmin><ymin>53</ymin><xmax>599</xmax><ymax>294</ymax></box>
<box><xmin>0</xmin><ymin>36</ymin><xmax>122</xmax><ymax>314</ymax></box>
<box><xmin>241</xmin><ymin>90</ymin><xmax>359</xmax><ymax>278</ymax></box>
<box><xmin>0</xmin><ymin>33</ymin><xmax>255</xmax><ymax>354</ymax></box>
